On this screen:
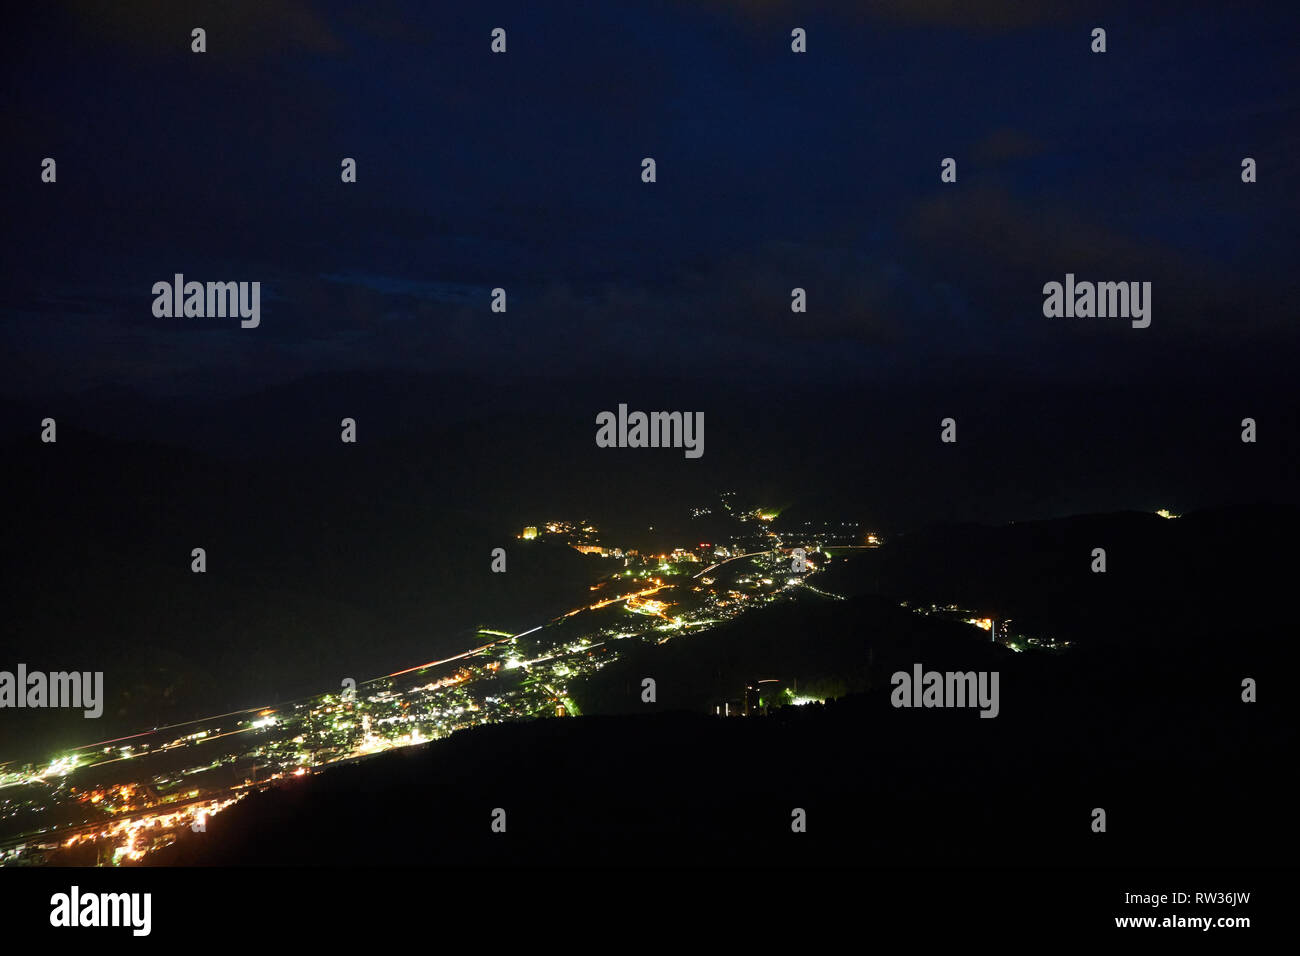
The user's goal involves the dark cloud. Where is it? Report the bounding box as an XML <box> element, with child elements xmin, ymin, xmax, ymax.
<box><xmin>685</xmin><ymin>0</ymin><xmax>1260</xmax><ymax>31</ymax></box>
<box><xmin>1</xmin><ymin>0</ymin><xmax>1295</xmax><ymax>405</ymax></box>
<box><xmin>971</xmin><ymin>128</ymin><xmax>1046</xmax><ymax>165</ymax></box>
<box><xmin>63</xmin><ymin>0</ymin><xmax>345</xmax><ymax>61</ymax></box>
<box><xmin>684</xmin><ymin>0</ymin><xmax>1100</xmax><ymax>30</ymax></box>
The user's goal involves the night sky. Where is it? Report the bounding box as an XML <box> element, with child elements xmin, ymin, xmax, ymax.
<box><xmin>2</xmin><ymin>1</ymin><xmax>1298</xmax><ymax>524</ymax></box>
<box><xmin>1</xmin><ymin>7</ymin><xmax>1297</xmax><ymax>881</ymax></box>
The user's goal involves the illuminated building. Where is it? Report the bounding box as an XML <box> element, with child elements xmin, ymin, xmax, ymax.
<box><xmin>521</xmin><ymin>526</ymin><xmax>537</xmax><ymax>540</ymax></box>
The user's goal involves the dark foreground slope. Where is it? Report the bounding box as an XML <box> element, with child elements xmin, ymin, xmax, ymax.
<box><xmin>149</xmin><ymin>613</ymin><xmax>1293</xmax><ymax>867</ymax></box>
<box><xmin>147</xmin><ymin>505</ymin><xmax>1296</xmax><ymax>867</ymax></box>
<box><xmin>147</xmin><ymin>696</ymin><xmax>1290</xmax><ymax>868</ymax></box>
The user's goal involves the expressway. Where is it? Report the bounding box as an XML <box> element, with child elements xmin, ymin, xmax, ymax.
<box><xmin>692</xmin><ymin>549</ymin><xmax>775</xmax><ymax>579</ymax></box>
<box><xmin>380</xmin><ymin>583</ymin><xmax>670</xmax><ymax>681</ymax></box>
